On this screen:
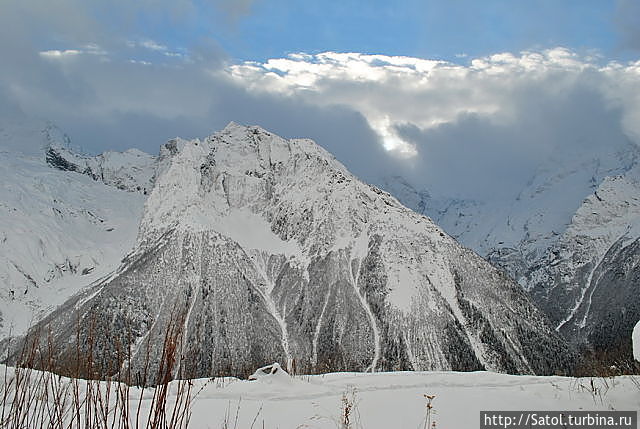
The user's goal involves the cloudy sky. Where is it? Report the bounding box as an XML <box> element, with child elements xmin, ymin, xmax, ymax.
<box><xmin>2</xmin><ymin>0</ymin><xmax>640</xmax><ymax>199</ymax></box>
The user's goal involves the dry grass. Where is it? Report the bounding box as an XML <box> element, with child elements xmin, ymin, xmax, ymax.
<box><xmin>422</xmin><ymin>394</ymin><xmax>437</xmax><ymax>429</ymax></box>
<box><xmin>0</xmin><ymin>312</ymin><xmax>197</xmax><ymax>429</ymax></box>
<box><xmin>338</xmin><ymin>388</ymin><xmax>360</xmax><ymax>429</ymax></box>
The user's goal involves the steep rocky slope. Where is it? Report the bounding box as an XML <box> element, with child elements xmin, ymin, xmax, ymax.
<box><xmin>13</xmin><ymin>123</ymin><xmax>572</xmax><ymax>380</ymax></box>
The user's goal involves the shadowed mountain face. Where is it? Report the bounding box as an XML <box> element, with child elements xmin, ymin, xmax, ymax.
<box><xmin>9</xmin><ymin>123</ymin><xmax>573</xmax><ymax>380</ymax></box>
<box><xmin>531</xmin><ymin>235</ymin><xmax>640</xmax><ymax>362</ymax></box>
<box><xmin>579</xmin><ymin>238</ymin><xmax>640</xmax><ymax>357</ymax></box>
<box><xmin>525</xmin><ymin>176</ymin><xmax>640</xmax><ymax>363</ymax></box>
<box><xmin>382</xmin><ymin>151</ymin><xmax>640</xmax><ymax>365</ymax></box>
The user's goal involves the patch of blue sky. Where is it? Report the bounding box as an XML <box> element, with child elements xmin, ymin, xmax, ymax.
<box><xmin>100</xmin><ymin>1</ymin><xmax>627</xmax><ymax>64</ymax></box>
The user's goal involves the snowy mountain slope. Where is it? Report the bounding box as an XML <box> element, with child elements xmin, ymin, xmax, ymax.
<box><xmin>575</xmin><ymin>237</ymin><xmax>640</xmax><ymax>357</ymax></box>
<box><xmin>0</xmin><ymin>120</ymin><xmax>52</xmax><ymax>157</ymax></box>
<box><xmin>529</xmin><ymin>176</ymin><xmax>640</xmax><ymax>328</ymax></box>
<box><xmin>45</xmin><ymin>132</ymin><xmax>157</xmax><ymax>194</ymax></box>
<box><xmin>384</xmin><ymin>141</ymin><xmax>639</xmax><ymax>276</ymax></box>
<box><xmin>14</xmin><ymin>123</ymin><xmax>572</xmax><ymax>380</ymax></box>
<box><xmin>381</xmin><ymin>140</ymin><xmax>640</xmax><ymax>365</ymax></box>
<box><xmin>519</xmin><ymin>174</ymin><xmax>640</xmax><ymax>359</ymax></box>
<box><xmin>376</xmin><ymin>176</ymin><xmax>432</xmax><ymax>216</ymax></box>
<box><xmin>0</xmin><ymin>121</ymin><xmax>147</xmax><ymax>338</ymax></box>
<box><xmin>381</xmin><ymin>142</ymin><xmax>640</xmax><ymax>356</ymax></box>
<box><xmin>485</xmin><ymin>145</ymin><xmax>640</xmax><ymax>287</ymax></box>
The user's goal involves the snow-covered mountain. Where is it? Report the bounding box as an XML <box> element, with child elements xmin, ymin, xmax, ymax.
<box><xmin>0</xmin><ymin>120</ymin><xmax>149</xmax><ymax>338</ymax></box>
<box><xmin>529</xmin><ymin>174</ymin><xmax>640</xmax><ymax>356</ymax></box>
<box><xmin>382</xmin><ymin>141</ymin><xmax>640</xmax><ymax>361</ymax></box>
<box><xmin>45</xmin><ymin>131</ymin><xmax>156</xmax><ymax>194</ymax></box>
<box><xmin>12</xmin><ymin>123</ymin><xmax>571</xmax><ymax>380</ymax></box>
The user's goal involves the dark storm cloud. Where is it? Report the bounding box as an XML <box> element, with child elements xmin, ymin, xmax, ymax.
<box><xmin>395</xmin><ymin>83</ymin><xmax>630</xmax><ymax>199</ymax></box>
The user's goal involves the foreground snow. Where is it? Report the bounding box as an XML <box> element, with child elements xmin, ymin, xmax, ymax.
<box><xmin>2</xmin><ymin>366</ymin><xmax>638</xmax><ymax>429</ymax></box>
<box><xmin>195</xmin><ymin>371</ymin><xmax>640</xmax><ymax>429</ymax></box>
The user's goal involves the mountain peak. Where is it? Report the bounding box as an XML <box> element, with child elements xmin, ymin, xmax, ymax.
<box><xmin>220</xmin><ymin>120</ymin><xmax>269</xmax><ymax>136</ymax></box>
<box><xmin>13</xmin><ymin>124</ymin><xmax>573</xmax><ymax>380</ymax></box>
<box><xmin>42</xmin><ymin>122</ymin><xmax>73</xmax><ymax>151</ymax></box>
<box><xmin>139</xmin><ymin>124</ymin><xmax>353</xmax><ymax>248</ymax></box>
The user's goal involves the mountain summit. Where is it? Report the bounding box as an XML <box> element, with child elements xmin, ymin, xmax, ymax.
<box><xmin>13</xmin><ymin>123</ymin><xmax>572</xmax><ymax>379</ymax></box>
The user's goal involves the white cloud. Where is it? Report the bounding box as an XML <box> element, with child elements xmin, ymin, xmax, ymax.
<box><xmin>139</xmin><ymin>40</ymin><xmax>169</xmax><ymax>52</ymax></box>
<box><xmin>39</xmin><ymin>49</ymin><xmax>81</xmax><ymax>58</ymax></box>
<box><xmin>3</xmin><ymin>0</ymin><xmax>640</xmax><ymax>203</ymax></box>
<box><xmin>128</xmin><ymin>59</ymin><xmax>152</xmax><ymax>65</ymax></box>
<box><xmin>228</xmin><ymin>48</ymin><xmax>640</xmax><ymax>159</ymax></box>
<box><xmin>222</xmin><ymin>49</ymin><xmax>640</xmax><ymax>198</ymax></box>
<box><xmin>125</xmin><ymin>39</ymin><xmax>186</xmax><ymax>61</ymax></box>
<box><xmin>83</xmin><ymin>43</ymin><xmax>107</xmax><ymax>56</ymax></box>
<box><xmin>39</xmin><ymin>44</ymin><xmax>107</xmax><ymax>59</ymax></box>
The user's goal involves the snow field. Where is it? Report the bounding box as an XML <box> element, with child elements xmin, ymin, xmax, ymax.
<box><xmin>2</xmin><ymin>366</ymin><xmax>638</xmax><ymax>429</ymax></box>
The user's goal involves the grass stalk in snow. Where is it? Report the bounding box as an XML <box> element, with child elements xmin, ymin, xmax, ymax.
<box><xmin>0</xmin><ymin>311</ymin><xmax>197</xmax><ymax>429</ymax></box>
<box><xmin>422</xmin><ymin>394</ymin><xmax>436</xmax><ymax>429</ymax></box>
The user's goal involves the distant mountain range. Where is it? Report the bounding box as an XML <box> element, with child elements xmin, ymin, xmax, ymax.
<box><xmin>381</xmin><ymin>137</ymin><xmax>640</xmax><ymax>363</ymax></box>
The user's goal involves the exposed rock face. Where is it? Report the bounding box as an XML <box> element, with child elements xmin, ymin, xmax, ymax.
<box><xmin>11</xmin><ymin>123</ymin><xmax>572</xmax><ymax>380</ymax></box>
